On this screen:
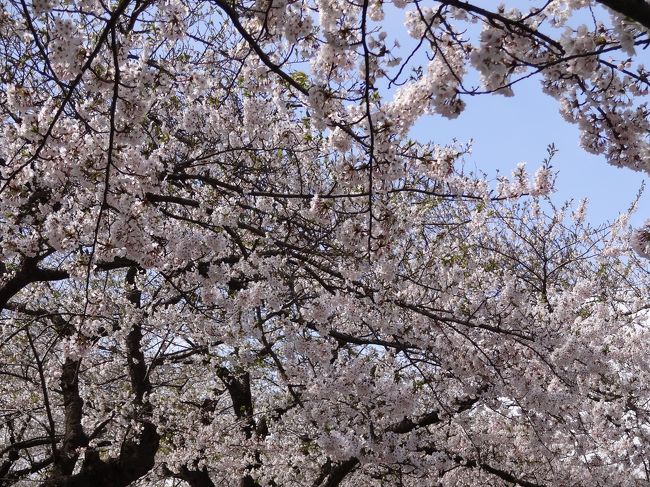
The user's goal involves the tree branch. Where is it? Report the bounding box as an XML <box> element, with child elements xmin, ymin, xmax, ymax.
<box><xmin>0</xmin><ymin>257</ymin><xmax>68</xmax><ymax>311</ymax></box>
<box><xmin>596</xmin><ymin>0</ymin><xmax>650</xmax><ymax>30</ymax></box>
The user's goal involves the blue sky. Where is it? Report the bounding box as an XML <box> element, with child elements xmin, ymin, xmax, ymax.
<box><xmin>380</xmin><ymin>4</ymin><xmax>650</xmax><ymax>227</ymax></box>
<box><xmin>412</xmin><ymin>76</ymin><xmax>649</xmax><ymax>226</ymax></box>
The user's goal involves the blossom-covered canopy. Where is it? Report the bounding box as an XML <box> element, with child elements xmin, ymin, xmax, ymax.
<box><xmin>0</xmin><ymin>0</ymin><xmax>649</xmax><ymax>485</ymax></box>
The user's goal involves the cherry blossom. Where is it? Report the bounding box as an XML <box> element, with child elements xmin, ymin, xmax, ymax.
<box><xmin>1</xmin><ymin>1</ymin><xmax>649</xmax><ymax>486</ymax></box>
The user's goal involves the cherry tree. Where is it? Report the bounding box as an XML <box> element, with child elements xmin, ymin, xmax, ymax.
<box><xmin>0</xmin><ymin>0</ymin><xmax>649</xmax><ymax>485</ymax></box>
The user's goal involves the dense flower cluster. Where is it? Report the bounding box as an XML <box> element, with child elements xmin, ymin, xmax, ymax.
<box><xmin>0</xmin><ymin>0</ymin><xmax>649</xmax><ymax>486</ymax></box>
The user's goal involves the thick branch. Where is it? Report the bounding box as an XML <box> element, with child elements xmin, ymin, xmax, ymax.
<box><xmin>164</xmin><ymin>465</ymin><xmax>216</xmax><ymax>487</ymax></box>
<box><xmin>0</xmin><ymin>257</ymin><xmax>68</xmax><ymax>311</ymax></box>
<box><xmin>312</xmin><ymin>458</ymin><xmax>360</xmax><ymax>487</ymax></box>
<box><xmin>596</xmin><ymin>0</ymin><xmax>650</xmax><ymax>30</ymax></box>
<box><xmin>217</xmin><ymin>368</ymin><xmax>254</xmax><ymax>436</ymax></box>
<box><xmin>388</xmin><ymin>392</ymin><xmax>482</xmax><ymax>434</ymax></box>
<box><xmin>50</xmin><ymin>358</ymin><xmax>88</xmax><ymax>478</ymax></box>
<box><xmin>40</xmin><ymin>269</ymin><xmax>159</xmax><ymax>487</ymax></box>
<box><xmin>468</xmin><ymin>458</ymin><xmax>546</xmax><ymax>487</ymax></box>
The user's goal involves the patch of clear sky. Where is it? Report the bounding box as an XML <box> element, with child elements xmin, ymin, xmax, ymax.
<box><xmin>377</xmin><ymin>2</ymin><xmax>650</xmax><ymax>226</ymax></box>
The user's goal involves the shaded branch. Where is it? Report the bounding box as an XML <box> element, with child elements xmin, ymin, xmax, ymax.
<box><xmin>596</xmin><ymin>0</ymin><xmax>650</xmax><ymax>30</ymax></box>
<box><xmin>0</xmin><ymin>257</ymin><xmax>68</xmax><ymax>311</ymax></box>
